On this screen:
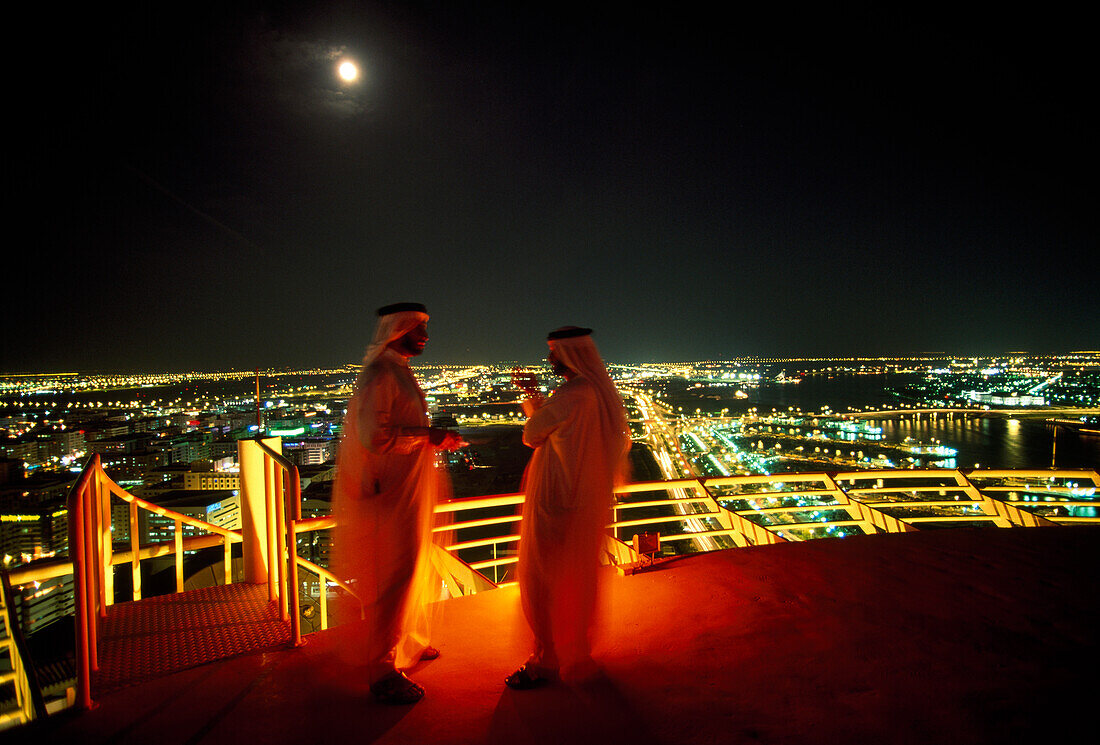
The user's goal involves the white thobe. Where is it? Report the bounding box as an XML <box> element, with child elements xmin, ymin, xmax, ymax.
<box><xmin>333</xmin><ymin>348</ymin><xmax>442</xmax><ymax>680</ymax></box>
<box><xmin>518</xmin><ymin>375</ymin><xmax>619</xmax><ymax>673</ymax></box>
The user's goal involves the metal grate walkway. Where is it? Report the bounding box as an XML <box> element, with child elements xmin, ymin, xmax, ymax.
<box><xmin>91</xmin><ymin>583</ymin><xmax>290</xmax><ymax>694</ymax></box>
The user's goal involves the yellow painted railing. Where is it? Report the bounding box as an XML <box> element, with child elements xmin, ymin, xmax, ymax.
<box><xmin>287</xmin><ymin>515</ymin><xmax>371</xmax><ymax>632</ymax></box>
<box><xmin>0</xmin><ymin>570</ymin><xmax>46</xmax><ymax>727</ymax></box>
<box><xmin>254</xmin><ymin>441</ymin><xmax>304</xmax><ymax>646</ymax></box>
<box><xmin>434</xmin><ymin>492</ymin><xmax>525</xmax><ymax>584</ymax></box>
<box><xmin>832</xmin><ymin>469</ymin><xmax>1097</xmax><ymax>527</ymax></box>
<box><xmin>65</xmin><ymin>454</ymin><xmax>245</xmax><ymax>710</ymax></box>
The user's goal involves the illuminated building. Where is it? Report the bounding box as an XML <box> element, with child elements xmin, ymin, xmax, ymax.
<box><xmin>138</xmin><ymin>490</ymin><xmax>237</xmax><ymax>545</ymax></box>
<box><xmin>10</xmin><ymin>574</ymin><xmax>75</xmax><ymax>637</ymax></box>
<box><xmin>183</xmin><ymin>471</ymin><xmax>241</xmax><ymax>491</ymax></box>
<box><xmin>280</xmin><ymin>438</ymin><xmax>334</xmax><ymax>466</ymax></box>
<box><xmin>1</xmin><ymin>512</ymin><xmax>47</xmax><ymax>562</ymax></box>
<box><xmin>964</xmin><ymin>391</ymin><xmax>1046</xmax><ymax>406</ymax></box>
<box><xmin>204</xmin><ymin>495</ymin><xmax>242</xmax><ymax>531</ymax></box>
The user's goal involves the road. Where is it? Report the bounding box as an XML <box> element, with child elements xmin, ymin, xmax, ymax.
<box><xmin>624</xmin><ymin>388</ymin><xmax>728</xmax><ymax>551</ymax></box>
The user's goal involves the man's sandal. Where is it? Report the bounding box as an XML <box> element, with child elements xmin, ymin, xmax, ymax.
<box><xmin>370</xmin><ymin>671</ymin><xmax>425</xmax><ymax>704</ymax></box>
<box><xmin>504</xmin><ymin>665</ymin><xmax>551</xmax><ymax>690</ymax></box>
<box><xmin>419</xmin><ymin>646</ymin><xmax>441</xmax><ymax>661</ymax></box>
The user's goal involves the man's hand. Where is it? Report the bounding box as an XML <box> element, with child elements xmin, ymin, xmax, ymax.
<box><xmin>429</xmin><ymin>427</ymin><xmax>468</xmax><ymax>451</ymax></box>
<box><xmin>511</xmin><ymin>367</ymin><xmax>540</xmax><ymax>396</ymax></box>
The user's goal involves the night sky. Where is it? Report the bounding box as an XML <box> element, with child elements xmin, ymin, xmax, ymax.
<box><xmin>11</xmin><ymin>3</ymin><xmax>1097</xmax><ymax>372</ymax></box>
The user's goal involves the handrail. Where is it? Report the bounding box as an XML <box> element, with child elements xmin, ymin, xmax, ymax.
<box><xmin>0</xmin><ymin>570</ymin><xmax>46</xmax><ymax>725</ymax></box>
<box><xmin>291</xmin><ymin>556</ymin><xmax>357</xmax><ymax>631</ymax></box>
<box><xmin>46</xmin><ymin>465</ymin><xmax>1096</xmax><ymax>590</ymax></box>
<box><xmin>254</xmin><ymin>440</ymin><xmax>303</xmax><ymax>647</ymax></box>
<box><xmin>67</xmin><ymin>453</ymin><xmax>99</xmax><ymax>711</ymax></box>
<box><xmin>99</xmin><ymin>474</ymin><xmax>240</xmax><ymax>599</ymax></box>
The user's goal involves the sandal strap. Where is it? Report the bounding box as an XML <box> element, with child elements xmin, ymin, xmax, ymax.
<box><xmin>505</xmin><ymin>665</ymin><xmax>550</xmax><ymax>690</ymax></box>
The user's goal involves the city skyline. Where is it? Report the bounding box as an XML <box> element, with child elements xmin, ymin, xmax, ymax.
<box><xmin>12</xmin><ymin>4</ymin><xmax>1097</xmax><ymax>372</ymax></box>
<box><xmin>4</xmin><ymin>350</ymin><xmax>1100</xmax><ymax>377</ymax></box>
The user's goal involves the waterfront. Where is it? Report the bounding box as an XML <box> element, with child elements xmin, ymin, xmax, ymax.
<box><xmin>870</xmin><ymin>414</ymin><xmax>1098</xmax><ymax>471</ymax></box>
<box><xmin>647</xmin><ymin>370</ymin><xmax>1100</xmax><ymax>472</ymax></box>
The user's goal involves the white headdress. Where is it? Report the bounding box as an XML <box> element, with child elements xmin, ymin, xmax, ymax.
<box><xmin>354</xmin><ymin>303</ymin><xmax>429</xmax><ymax>390</ymax></box>
<box><xmin>548</xmin><ymin>327</ymin><xmax>630</xmax><ymax>470</ymax></box>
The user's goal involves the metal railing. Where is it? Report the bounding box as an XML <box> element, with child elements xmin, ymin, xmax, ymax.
<box><xmin>0</xmin><ymin>571</ymin><xmax>46</xmax><ymax>727</ymax></box>
<box><xmin>830</xmin><ymin>468</ymin><xmax>1096</xmax><ymax>528</ymax></box>
<box><xmin>613</xmin><ymin>478</ymin><xmax>787</xmax><ymax>552</ymax></box>
<box><xmin>434</xmin><ymin>492</ymin><xmax>526</xmax><ymax>584</ymax></box>
<box><xmin>434</xmin><ymin>469</ymin><xmax>1099</xmax><ymax>569</ymax></box>
<box><xmin>254</xmin><ymin>441</ymin><xmax>304</xmax><ymax>646</ymax></box>
<box><xmin>66</xmin><ymin>453</ymin><xmax>245</xmax><ymax>710</ymax></box>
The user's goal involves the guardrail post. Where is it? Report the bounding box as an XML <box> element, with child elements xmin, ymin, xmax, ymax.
<box><xmin>238</xmin><ymin>437</ymin><xmax>282</xmax><ymax>584</ymax></box>
<box><xmin>96</xmin><ymin>470</ymin><xmax>114</xmax><ymax>609</ymax></box>
<box><xmin>286</xmin><ymin>467</ymin><xmax>302</xmax><ymax>646</ymax></box>
<box><xmin>274</xmin><ymin>466</ymin><xmax>287</xmax><ymax>618</ymax></box>
<box><xmin>67</xmin><ymin>464</ymin><xmax>94</xmax><ymax>710</ymax></box>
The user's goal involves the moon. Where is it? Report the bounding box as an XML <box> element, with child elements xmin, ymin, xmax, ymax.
<box><xmin>337</xmin><ymin>60</ymin><xmax>359</xmax><ymax>82</ymax></box>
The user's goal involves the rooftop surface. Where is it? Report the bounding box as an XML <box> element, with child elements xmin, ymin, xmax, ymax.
<box><xmin>13</xmin><ymin>525</ymin><xmax>1098</xmax><ymax>744</ymax></box>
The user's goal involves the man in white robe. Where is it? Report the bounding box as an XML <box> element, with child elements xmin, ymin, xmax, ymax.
<box><xmin>332</xmin><ymin>302</ymin><xmax>464</xmax><ymax>704</ymax></box>
<box><xmin>507</xmin><ymin>327</ymin><xmax>630</xmax><ymax>688</ymax></box>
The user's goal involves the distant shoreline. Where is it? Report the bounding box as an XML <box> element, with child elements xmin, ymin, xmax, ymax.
<box><xmin>846</xmin><ymin>408</ymin><xmax>1099</xmax><ymax>421</ymax></box>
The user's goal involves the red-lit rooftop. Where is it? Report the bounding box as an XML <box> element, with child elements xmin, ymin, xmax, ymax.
<box><xmin>19</xmin><ymin>525</ymin><xmax>1096</xmax><ymax>745</ymax></box>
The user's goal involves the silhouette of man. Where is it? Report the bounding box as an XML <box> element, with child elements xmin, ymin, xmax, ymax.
<box><xmin>507</xmin><ymin>326</ymin><xmax>630</xmax><ymax>688</ymax></box>
<box><xmin>332</xmin><ymin>302</ymin><xmax>464</xmax><ymax>704</ymax></box>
